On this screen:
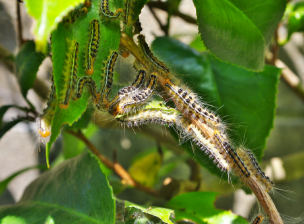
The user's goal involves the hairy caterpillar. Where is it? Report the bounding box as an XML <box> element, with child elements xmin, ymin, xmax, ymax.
<box><xmin>137</xmin><ymin>35</ymin><xmax>170</xmax><ymax>74</ymax></box>
<box><xmin>117</xmin><ymin>108</ymin><xmax>179</xmax><ymax>127</ymax></box>
<box><xmin>112</xmin><ymin>74</ymin><xmax>157</xmax><ymax>115</ymax></box>
<box><xmin>237</xmin><ymin>148</ymin><xmax>273</xmax><ymax>192</ymax></box>
<box><xmin>251</xmin><ymin>215</ymin><xmax>264</xmax><ymax>224</ymax></box>
<box><xmin>75</xmin><ymin>76</ymin><xmax>101</xmax><ymax>104</ymax></box>
<box><xmin>64</xmin><ymin>7</ymin><xmax>88</xmax><ymax>24</ymax></box>
<box><xmin>107</xmin><ymin>69</ymin><xmax>146</xmax><ymax>112</ymax></box>
<box><xmin>163</xmin><ymin>78</ymin><xmax>222</xmax><ymax>129</ymax></box>
<box><xmin>117</xmin><ymin>107</ymin><xmax>229</xmax><ymax>172</ymax></box>
<box><xmin>100</xmin><ymin>0</ymin><xmax>123</xmax><ymax>19</ymax></box>
<box><xmin>102</xmin><ymin>51</ymin><xmax>119</xmax><ymax>105</ymax></box>
<box><xmin>85</xmin><ymin>19</ymin><xmax>100</xmax><ymax>75</ymax></box>
<box><xmin>36</xmin><ymin>76</ymin><xmax>57</xmax><ymax>143</ymax></box>
<box><xmin>213</xmin><ymin>132</ymin><xmax>251</xmax><ymax>178</ymax></box>
<box><xmin>59</xmin><ymin>40</ymin><xmax>79</xmax><ymax>109</ymax></box>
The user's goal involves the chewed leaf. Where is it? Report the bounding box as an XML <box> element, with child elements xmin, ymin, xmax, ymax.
<box><xmin>166</xmin><ymin>192</ymin><xmax>248</xmax><ymax>224</ymax></box>
<box><xmin>124</xmin><ymin>200</ymin><xmax>175</xmax><ymax>224</ymax></box>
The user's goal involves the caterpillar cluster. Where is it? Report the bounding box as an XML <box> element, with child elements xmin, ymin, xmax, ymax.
<box><xmin>38</xmin><ymin>2</ymin><xmax>285</xmax><ymax>222</ymax></box>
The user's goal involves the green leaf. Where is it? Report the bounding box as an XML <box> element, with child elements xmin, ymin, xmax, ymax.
<box><xmin>46</xmin><ymin>0</ymin><xmax>121</xmax><ymax>167</ymax></box>
<box><xmin>128</xmin><ymin>149</ymin><xmax>162</xmax><ymax>187</ymax></box>
<box><xmin>24</xmin><ymin>0</ymin><xmax>86</xmax><ymax>52</ymax></box>
<box><xmin>0</xmin><ymin>119</ymin><xmax>24</xmax><ymax>139</ymax></box>
<box><xmin>0</xmin><ymin>165</ymin><xmax>47</xmax><ymax>196</ymax></box>
<box><xmin>152</xmin><ymin>37</ymin><xmax>280</xmax><ymax>177</ymax></box>
<box><xmin>192</xmin><ymin>0</ymin><xmax>286</xmax><ymax>71</ymax></box>
<box><xmin>166</xmin><ymin>192</ymin><xmax>248</xmax><ymax>224</ymax></box>
<box><xmin>15</xmin><ymin>41</ymin><xmax>46</xmax><ymax>98</ymax></box>
<box><xmin>124</xmin><ymin>201</ymin><xmax>175</xmax><ymax>224</ymax></box>
<box><xmin>0</xmin><ymin>152</ymin><xmax>115</xmax><ymax>224</ymax></box>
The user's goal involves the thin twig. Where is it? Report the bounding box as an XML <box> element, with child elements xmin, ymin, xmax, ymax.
<box><xmin>147</xmin><ymin>4</ymin><xmax>168</xmax><ymax>35</ymax></box>
<box><xmin>16</xmin><ymin>0</ymin><xmax>24</xmax><ymax>46</ymax></box>
<box><xmin>147</xmin><ymin>1</ymin><xmax>197</xmax><ymax>25</ymax></box>
<box><xmin>67</xmin><ymin>130</ymin><xmax>159</xmax><ymax>197</ymax></box>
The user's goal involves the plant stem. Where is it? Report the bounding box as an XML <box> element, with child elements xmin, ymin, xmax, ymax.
<box><xmin>67</xmin><ymin>130</ymin><xmax>159</xmax><ymax>197</ymax></box>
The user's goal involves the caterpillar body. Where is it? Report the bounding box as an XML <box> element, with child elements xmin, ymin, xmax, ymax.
<box><xmin>113</xmin><ymin>74</ymin><xmax>157</xmax><ymax>115</ymax></box>
<box><xmin>108</xmin><ymin>69</ymin><xmax>146</xmax><ymax>113</ymax></box>
<box><xmin>237</xmin><ymin>148</ymin><xmax>273</xmax><ymax>192</ymax></box>
<box><xmin>102</xmin><ymin>51</ymin><xmax>119</xmax><ymax>105</ymax></box>
<box><xmin>118</xmin><ymin>109</ymin><xmax>179</xmax><ymax>128</ymax></box>
<box><xmin>64</xmin><ymin>7</ymin><xmax>88</xmax><ymax>24</ymax></box>
<box><xmin>75</xmin><ymin>76</ymin><xmax>101</xmax><ymax>104</ymax></box>
<box><xmin>163</xmin><ymin>78</ymin><xmax>222</xmax><ymax>129</ymax></box>
<box><xmin>123</xmin><ymin>0</ymin><xmax>133</xmax><ymax>25</ymax></box>
<box><xmin>213</xmin><ymin>132</ymin><xmax>251</xmax><ymax>178</ymax></box>
<box><xmin>85</xmin><ymin>19</ymin><xmax>100</xmax><ymax>75</ymax></box>
<box><xmin>251</xmin><ymin>215</ymin><xmax>264</xmax><ymax>224</ymax></box>
<box><xmin>137</xmin><ymin>34</ymin><xmax>170</xmax><ymax>74</ymax></box>
<box><xmin>36</xmin><ymin>76</ymin><xmax>57</xmax><ymax>143</ymax></box>
<box><xmin>59</xmin><ymin>40</ymin><xmax>79</xmax><ymax>109</ymax></box>
<box><xmin>100</xmin><ymin>0</ymin><xmax>123</xmax><ymax>19</ymax></box>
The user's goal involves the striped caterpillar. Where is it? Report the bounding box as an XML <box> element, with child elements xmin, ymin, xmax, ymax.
<box><xmin>109</xmin><ymin>73</ymin><xmax>157</xmax><ymax>116</ymax></box>
<box><xmin>137</xmin><ymin>35</ymin><xmax>170</xmax><ymax>74</ymax></box>
<box><xmin>100</xmin><ymin>0</ymin><xmax>123</xmax><ymax>19</ymax></box>
<box><xmin>237</xmin><ymin>147</ymin><xmax>273</xmax><ymax>192</ymax></box>
<box><xmin>36</xmin><ymin>76</ymin><xmax>57</xmax><ymax>144</ymax></box>
<box><xmin>64</xmin><ymin>7</ymin><xmax>88</xmax><ymax>24</ymax></box>
<box><xmin>75</xmin><ymin>76</ymin><xmax>101</xmax><ymax>104</ymax></box>
<box><xmin>85</xmin><ymin>19</ymin><xmax>100</xmax><ymax>75</ymax></box>
<box><xmin>163</xmin><ymin>78</ymin><xmax>222</xmax><ymax>129</ymax></box>
<box><xmin>251</xmin><ymin>215</ymin><xmax>264</xmax><ymax>224</ymax></box>
<box><xmin>107</xmin><ymin>69</ymin><xmax>146</xmax><ymax>112</ymax></box>
<box><xmin>102</xmin><ymin>51</ymin><xmax>119</xmax><ymax>105</ymax></box>
<box><xmin>213</xmin><ymin>132</ymin><xmax>251</xmax><ymax>178</ymax></box>
<box><xmin>59</xmin><ymin>40</ymin><xmax>79</xmax><ymax>109</ymax></box>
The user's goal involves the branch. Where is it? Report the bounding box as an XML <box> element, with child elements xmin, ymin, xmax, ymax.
<box><xmin>67</xmin><ymin>130</ymin><xmax>159</xmax><ymax>197</ymax></box>
<box><xmin>147</xmin><ymin>1</ymin><xmax>197</xmax><ymax>25</ymax></box>
<box><xmin>120</xmin><ymin>33</ymin><xmax>283</xmax><ymax>224</ymax></box>
<box><xmin>275</xmin><ymin>59</ymin><xmax>304</xmax><ymax>102</ymax></box>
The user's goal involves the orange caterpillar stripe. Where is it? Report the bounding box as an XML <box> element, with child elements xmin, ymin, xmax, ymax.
<box><xmin>252</xmin><ymin>215</ymin><xmax>264</xmax><ymax>224</ymax></box>
<box><xmin>164</xmin><ymin>79</ymin><xmax>221</xmax><ymax>128</ymax></box>
<box><xmin>112</xmin><ymin>73</ymin><xmax>157</xmax><ymax>115</ymax></box>
<box><xmin>59</xmin><ymin>40</ymin><xmax>79</xmax><ymax>109</ymax></box>
<box><xmin>138</xmin><ymin>34</ymin><xmax>170</xmax><ymax>74</ymax></box>
<box><xmin>237</xmin><ymin>148</ymin><xmax>273</xmax><ymax>192</ymax></box>
<box><xmin>213</xmin><ymin>132</ymin><xmax>251</xmax><ymax>178</ymax></box>
<box><xmin>86</xmin><ymin>19</ymin><xmax>100</xmax><ymax>75</ymax></box>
